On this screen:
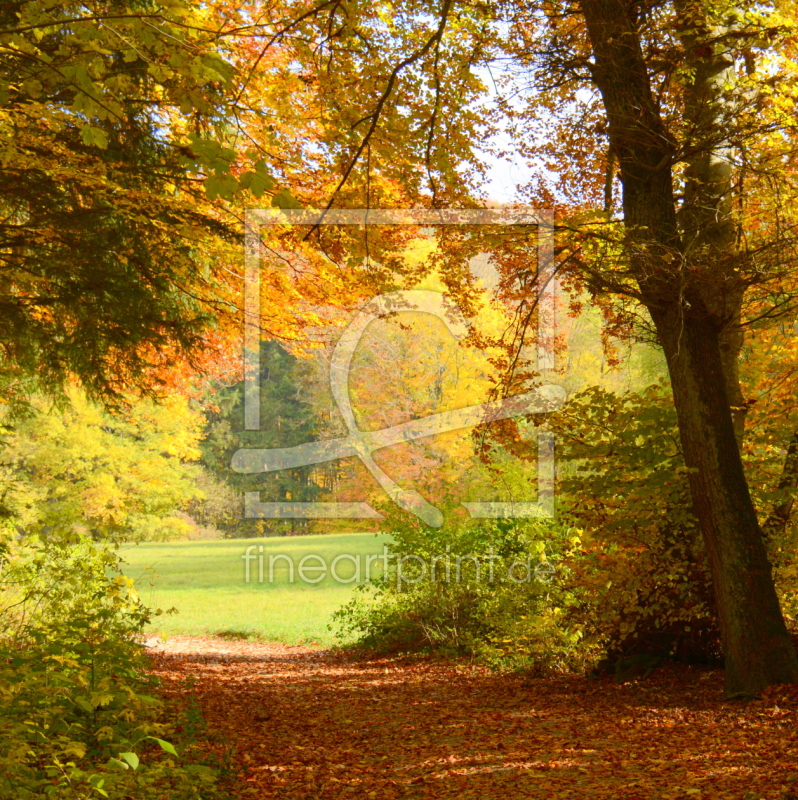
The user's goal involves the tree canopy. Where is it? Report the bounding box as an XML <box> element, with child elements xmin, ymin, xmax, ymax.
<box><xmin>4</xmin><ymin>0</ymin><xmax>798</xmax><ymax>701</ymax></box>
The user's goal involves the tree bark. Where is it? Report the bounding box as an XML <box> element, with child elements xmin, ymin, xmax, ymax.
<box><xmin>762</xmin><ymin>431</ymin><xmax>798</xmax><ymax>541</ymax></box>
<box><xmin>577</xmin><ymin>0</ymin><xmax>798</xmax><ymax>695</ymax></box>
<box><xmin>676</xmin><ymin>0</ymin><xmax>748</xmax><ymax>444</ymax></box>
<box><xmin>650</xmin><ymin>303</ymin><xmax>798</xmax><ymax>694</ymax></box>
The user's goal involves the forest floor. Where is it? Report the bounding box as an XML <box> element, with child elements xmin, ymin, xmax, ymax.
<box><xmin>148</xmin><ymin>636</ymin><xmax>798</xmax><ymax>800</ymax></box>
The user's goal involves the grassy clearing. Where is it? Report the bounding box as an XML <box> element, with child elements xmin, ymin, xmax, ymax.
<box><xmin>120</xmin><ymin>532</ymin><xmax>390</xmax><ymax>646</ymax></box>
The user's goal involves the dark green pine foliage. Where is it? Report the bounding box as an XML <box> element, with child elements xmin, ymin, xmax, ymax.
<box><xmin>201</xmin><ymin>341</ymin><xmax>324</xmax><ymax>536</ymax></box>
<box><xmin>0</xmin><ymin>0</ymin><xmax>239</xmax><ymax>410</ymax></box>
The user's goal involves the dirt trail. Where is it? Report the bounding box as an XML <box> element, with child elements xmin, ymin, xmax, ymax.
<box><xmin>148</xmin><ymin>636</ymin><xmax>798</xmax><ymax>799</ymax></box>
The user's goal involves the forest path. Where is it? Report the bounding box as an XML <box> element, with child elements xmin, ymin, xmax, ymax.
<box><xmin>148</xmin><ymin>636</ymin><xmax>798</xmax><ymax>800</ymax></box>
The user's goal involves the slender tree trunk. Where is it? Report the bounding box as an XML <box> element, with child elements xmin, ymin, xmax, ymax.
<box><xmin>578</xmin><ymin>0</ymin><xmax>798</xmax><ymax>695</ymax></box>
<box><xmin>762</xmin><ymin>432</ymin><xmax>798</xmax><ymax>541</ymax></box>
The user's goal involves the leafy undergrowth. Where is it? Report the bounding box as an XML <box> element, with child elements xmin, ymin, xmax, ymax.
<box><xmin>148</xmin><ymin>636</ymin><xmax>798</xmax><ymax>800</ymax></box>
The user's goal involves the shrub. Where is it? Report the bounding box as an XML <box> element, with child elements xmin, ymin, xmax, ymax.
<box><xmin>333</xmin><ymin>511</ymin><xmax>588</xmax><ymax>672</ymax></box>
<box><xmin>543</xmin><ymin>386</ymin><xmax>722</xmax><ymax>665</ymax></box>
<box><xmin>0</xmin><ymin>528</ymin><xmax>219</xmax><ymax>799</ymax></box>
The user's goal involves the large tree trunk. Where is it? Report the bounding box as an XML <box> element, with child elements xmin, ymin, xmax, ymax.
<box><xmin>676</xmin><ymin>0</ymin><xmax>748</xmax><ymax>444</ymax></box>
<box><xmin>578</xmin><ymin>0</ymin><xmax>798</xmax><ymax>695</ymax></box>
<box><xmin>651</xmin><ymin>304</ymin><xmax>798</xmax><ymax>694</ymax></box>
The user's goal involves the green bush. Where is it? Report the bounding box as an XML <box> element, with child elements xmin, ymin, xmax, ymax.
<box><xmin>0</xmin><ymin>528</ymin><xmax>219</xmax><ymax>799</ymax></box>
<box><xmin>545</xmin><ymin>386</ymin><xmax>721</xmax><ymax>664</ymax></box>
<box><xmin>546</xmin><ymin>384</ymin><xmax>798</xmax><ymax>665</ymax></box>
<box><xmin>333</xmin><ymin>511</ymin><xmax>587</xmax><ymax>672</ymax></box>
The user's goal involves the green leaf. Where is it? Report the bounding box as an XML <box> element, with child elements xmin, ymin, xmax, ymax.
<box><xmin>88</xmin><ymin>774</ymin><xmax>108</xmax><ymax>797</ymax></box>
<box><xmin>22</xmin><ymin>78</ymin><xmax>42</xmax><ymax>98</ymax></box>
<box><xmin>81</xmin><ymin>126</ymin><xmax>108</xmax><ymax>150</ymax></box>
<box><xmin>271</xmin><ymin>189</ymin><xmax>302</xmax><ymax>209</ymax></box>
<box><xmin>74</xmin><ymin>696</ymin><xmax>94</xmax><ymax>713</ymax></box>
<box><xmin>119</xmin><ymin>751</ymin><xmax>139</xmax><ymax>770</ymax></box>
<box><xmin>150</xmin><ymin>737</ymin><xmax>179</xmax><ymax>757</ymax></box>
<box><xmin>238</xmin><ymin>171</ymin><xmax>276</xmax><ymax>198</ymax></box>
<box><xmin>204</xmin><ymin>175</ymin><xmax>238</xmax><ymax>201</ymax></box>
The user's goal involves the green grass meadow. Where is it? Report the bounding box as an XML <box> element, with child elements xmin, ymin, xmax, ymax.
<box><xmin>120</xmin><ymin>532</ymin><xmax>390</xmax><ymax>646</ymax></box>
